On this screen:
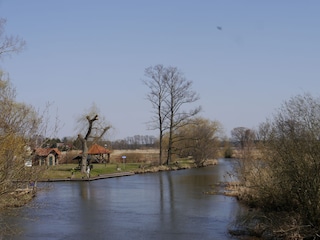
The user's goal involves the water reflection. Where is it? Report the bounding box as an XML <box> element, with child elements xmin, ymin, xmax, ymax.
<box><xmin>5</xmin><ymin>159</ymin><xmax>239</xmax><ymax>240</ymax></box>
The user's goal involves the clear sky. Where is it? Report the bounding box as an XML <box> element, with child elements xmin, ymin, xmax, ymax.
<box><xmin>0</xmin><ymin>1</ymin><xmax>320</xmax><ymax>140</ymax></box>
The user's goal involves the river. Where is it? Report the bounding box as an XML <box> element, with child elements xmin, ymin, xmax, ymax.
<box><xmin>5</xmin><ymin>158</ymin><xmax>240</xmax><ymax>240</ymax></box>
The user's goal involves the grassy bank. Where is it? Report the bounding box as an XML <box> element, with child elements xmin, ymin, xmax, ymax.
<box><xmin>41</xmin><ymin>163</ymin><xmax>141</xmax><ymax>180</ymax></box>
<box><xmin>41</xmin><ymin>159</ymin><xmax>218</xmax><ymax>181</ymax></box>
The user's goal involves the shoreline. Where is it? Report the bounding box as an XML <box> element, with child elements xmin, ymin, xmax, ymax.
<box><xmin>39</xmin><ymin>159</ymin><xmax>219</xmax><ymax>182</ymax></box>
<box><xmin>41</xmin><ymin>171</ymin><xmax>135</xmax><ymax>182</ymax></box>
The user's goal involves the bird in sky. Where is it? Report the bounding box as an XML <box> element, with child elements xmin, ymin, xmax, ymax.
<box><xmin>217</xmin><ymin>26</ymin><xmax>222</xmax><ymax>31</ymax></box>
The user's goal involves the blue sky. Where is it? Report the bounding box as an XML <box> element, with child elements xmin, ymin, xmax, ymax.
<box><xmin>1</xmin><ymin>1</ymin><xmax>320</xmax><ymax>140</ymax></box>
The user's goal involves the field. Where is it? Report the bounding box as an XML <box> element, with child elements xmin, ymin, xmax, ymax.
<box><xmin>109</xmin><ymin>149</ymin><xmax>159</xmax><ymax>163</ymax></box>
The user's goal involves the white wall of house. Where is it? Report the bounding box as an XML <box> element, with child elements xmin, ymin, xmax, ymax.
<box><xmin>38</xmin><ymin>153</ymin><xmax>59</xmax><ymax>166</ymax></box>
<box><xmin>47</xmin><ymin>153</ymin><xmax>55</xmax><ymax>166</ymax></box>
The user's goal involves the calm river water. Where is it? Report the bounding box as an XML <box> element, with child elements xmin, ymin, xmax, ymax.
<box><xmin>7</xmin><ymin>158</ymin><xmax>240</xmax><ymax>240</ymax></box>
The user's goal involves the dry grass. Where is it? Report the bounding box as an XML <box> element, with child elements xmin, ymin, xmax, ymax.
<box><xmin>110</xmin><ymin>149</ymin><xmax>159</xmax><ymax>163</ymax></box>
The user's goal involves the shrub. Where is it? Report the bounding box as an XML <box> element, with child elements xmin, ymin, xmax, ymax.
<box><xmin>224</xmin><ymin>147</ymin><xmax>233</xmax><ymax>158</ymax></box>
<box><xmin>234</xmin><ymin>94</ymin><xmax>320</xmax><ymax>238</ymax></box>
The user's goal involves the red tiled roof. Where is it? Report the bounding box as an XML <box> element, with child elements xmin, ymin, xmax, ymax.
<box><xmin>34</xmin><ymin>148</ymin><xmax>61</xmax><ymax>157</ymax></box>
<box><xmin>87</xmin><ymin>144</ymin><xmax>111</xmax><ymax>155</ymax></box>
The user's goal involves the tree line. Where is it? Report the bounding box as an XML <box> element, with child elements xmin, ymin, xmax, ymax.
<box><xmin>40</xmin><ymin>135</ymin><xmax>158</xmax><ymax>150</ymax></box>
<box><xmin>109</xmin><ymin>135</ymin><xmax>157</xmax><ymax>149</ymax></box>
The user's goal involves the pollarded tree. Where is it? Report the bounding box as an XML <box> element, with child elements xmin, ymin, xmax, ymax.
<box><xmin>76</xmin><ymin>104</ymin><xmax>111</xmax><ymax>173</ymax></box>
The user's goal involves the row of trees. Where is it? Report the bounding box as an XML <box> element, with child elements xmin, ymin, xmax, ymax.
<box><xmin>110</xmin><ymin>135</ymin><xmax>157</xmax><ymax>149</ymax></box>
<box><xmin>39</xmin><ymin>135</ymin><xmax>157</xmax><ymax>150</ymax></box>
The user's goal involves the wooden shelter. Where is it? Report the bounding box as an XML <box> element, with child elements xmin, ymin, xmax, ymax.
<box><xmin>87</xmin><ymin>143</ymin><xmax>111</xmax><ymax>163</ymax></box>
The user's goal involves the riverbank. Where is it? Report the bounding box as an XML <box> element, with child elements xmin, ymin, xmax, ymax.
<box><xmin>43</xmin><ymin>171</ymin><xmax>135</xmax><ymax>182</ymax></box>
<box><xmin>40</xmin><ymin>159</ymin><xmax>219</xmax><ymax>182</ymax></box>
<box><xmin>219</xmin><ymin>182</ymin><xmax>314</xmax><ymax>239</ymax></box>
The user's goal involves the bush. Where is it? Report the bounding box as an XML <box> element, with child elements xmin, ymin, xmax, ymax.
<box><xmin>224</xmin><ymin>147</ymin><xmax>233</xmax><ymax>158</ymax></box>
<box><xmin>234</xmin><ymin>94</ymin><xmax>320</xmax><ymax>238</ymax></box>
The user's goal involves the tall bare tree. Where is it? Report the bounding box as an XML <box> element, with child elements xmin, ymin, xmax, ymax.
<box><xmin>144</xmin><ymin>64</ymin><xmax>201</xmax><ymax>165</ymax></box>
<box><xmin>164</xmin><ymin>66</ymin><xmax>201</xmax><ymax>165</ymax></box>
<box><xmin>143</xmin><ymin>65</ymin><xmax>169</xmax><ymax>164</ymax></box>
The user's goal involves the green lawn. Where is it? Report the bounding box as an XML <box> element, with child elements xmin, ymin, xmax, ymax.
<box><xmin>40</xmin><ymin>159</ymin><xmax>197</xmax><ymax>180</ymax></box>
<box><xmin>42</xmin><ymin>163</ymin><xmax>141</xmax><ymax>180</ymax></box>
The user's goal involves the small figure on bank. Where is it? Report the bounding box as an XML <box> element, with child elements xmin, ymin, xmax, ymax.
<box><xmin>71</xmin><ymin>168</ymin><xmax>75</xmax><ymax>178</ymax></box>
<box><xmin>86</xmin><ymin>166</ymin><xmax>90</xmax><ymax>178</ymax></box>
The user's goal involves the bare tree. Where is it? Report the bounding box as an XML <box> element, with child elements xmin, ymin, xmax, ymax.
<box><xmin>0</xmin><ymin>18</ymin><xmax>25</xmax><ymax>59</ymax></box>
<box><xmin>0</xmin><ymin>18</ymin><xmax>42</xmax><ymax>199</ymax></box>
<box><xmin>0</xmin><ymin>19</ymin><xmax>49</xmax><ymax>207</ymax></box>
<box><xmin>231</xmin><ymin>126</ymin><xmax>256</xmax><ymax>159</ymax></box>
<box><xmin>76</xmin><ymin>104</ymin><xmax>111</xmax><ymax>173</ymax></box>
<box><xmin>144</xmin><ymin>65</ymin><xmax>201</xmax><ymax>165</ymax></box>
<box><xmin>0</xmin><ymin>75</ymin><xmax>42</xmax><ymax>204</ymax></box>
<box><xmin>143</xmin><ymin>64</ymin><xmax>169</xmax><ymax>165</ymax></box>
<box><xmin>164</xmin><ymin>66</ymin><xmax>201</xmax><ymax>165</ymax></box>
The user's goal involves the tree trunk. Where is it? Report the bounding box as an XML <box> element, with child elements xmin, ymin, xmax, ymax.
<box><xmin>79</xmin><ymin>115</ymin><xmax>99</xmax><ymax>173</ymax></box>
<box><xmin>159</xmin><ymin>132</ymin><xmax>163</xmax><ymax>165</ymax></box>
<box><xmin>166</xmin><ymin>140</ymin><xmax>172</xmax><ymax>165</ymax></box>
<box><xmin>78</xmin><ymin>134</ymin><xmax>88</xmax><ymax>173</ymax></box>
<box><xmin>166</xmin><ymin>123</ymin><xmax>173</xmax><ymax>165</ymax></box>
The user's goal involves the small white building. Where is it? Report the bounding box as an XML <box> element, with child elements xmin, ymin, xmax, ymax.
<box><xmin>33</xmin><ymin>148</ymin><xmax>61</xmax><ymax>166</ymax></box>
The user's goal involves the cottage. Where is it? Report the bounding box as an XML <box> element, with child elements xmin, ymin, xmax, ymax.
<box><xmin>34</xmin><ymin>148</ymin><xmax>61</xmax><ymax>166</ymax></box>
